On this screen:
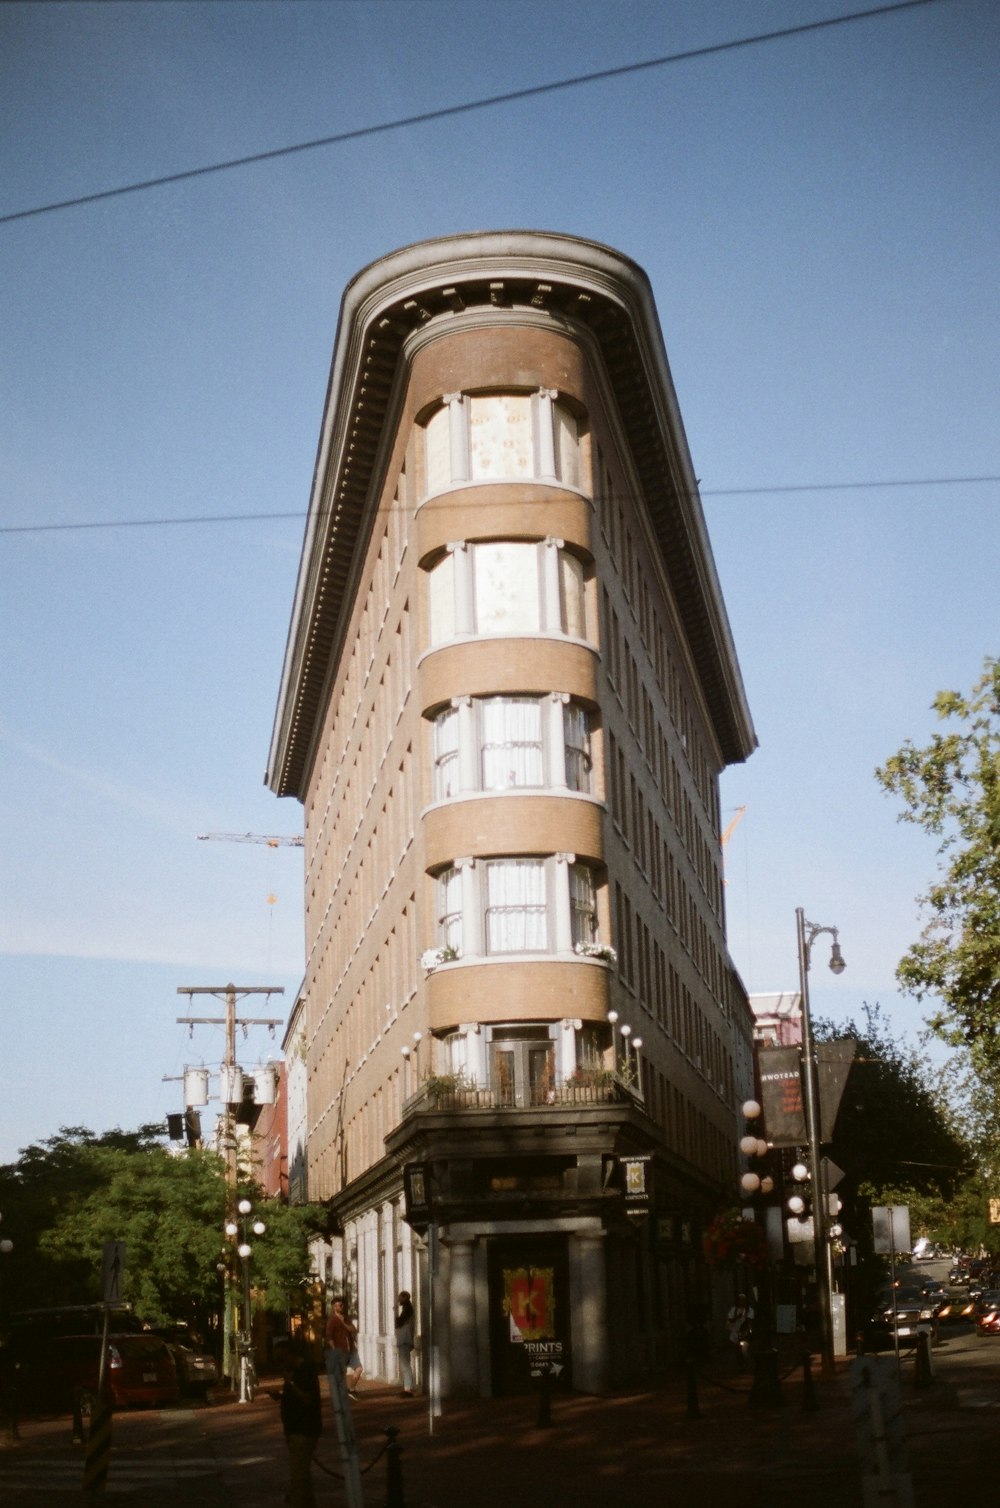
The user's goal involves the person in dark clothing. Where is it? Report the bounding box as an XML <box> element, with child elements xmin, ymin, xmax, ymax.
<box><xmin>395</xmin><ymin>1290</ymin><xmax>416</xmax><ymax>1396</ymax></box>
<box><xmin>278</xmin><ymin>1336</ymin><xmax>322</xmax><ymax>1508</ymax></box>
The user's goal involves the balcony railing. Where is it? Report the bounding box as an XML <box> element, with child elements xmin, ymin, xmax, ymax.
<box><xmin>404</xmin><ymin>1072</ymin><xmax>641</xmax><ymax>1114</ymax></box>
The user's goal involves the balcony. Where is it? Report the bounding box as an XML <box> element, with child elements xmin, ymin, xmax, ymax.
<box><xmin>403</xmin><ymin>1069</ymin><xmax>642</xmax><ymax>1116</ymax></box>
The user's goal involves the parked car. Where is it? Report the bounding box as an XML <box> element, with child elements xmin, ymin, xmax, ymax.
<box><xmin>936</xmin><ymin>1290</ymin><xmax>976</xmax><ymax>1323</ymax></box>
<box><xmin>1</xmin><ymin>1331</ymin><xmax>180</xmax><ymax>1415</ymax></box>
<box><xmin>867</xmin><ymin>1285</ymin><xmax>942</xmax><ymax>1348</ymax></box>
<box><xmin>976</xmin><ymin>1299</ymin><xmax>1000</xmax><ymax>1336</ymax></box>
<box><xmin>148</xmin><ymin>1325</ymin><xmax>218</xmax><ymax>1396</ymax></box>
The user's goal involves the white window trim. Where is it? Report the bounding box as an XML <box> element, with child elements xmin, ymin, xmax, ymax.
<box><xmin>427</xmin><ymin>539</ymin><xmax>590</xmax><ymax>647</ymax></box>
<box><xmin>430</xmin><ymin>693</ymin><xmax>592</xmax><ymax>801</ymax></box>
<box><xmin>433</xmin><ymin>853</ymin><xmax>603</xmax><ymax>960</ymax></box>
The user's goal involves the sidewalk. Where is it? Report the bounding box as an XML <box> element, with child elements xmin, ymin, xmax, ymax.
<box><xmin>0</xmin><ymin>1343</ymin><xmax>996</xmax><ymax>1506</ymax></box>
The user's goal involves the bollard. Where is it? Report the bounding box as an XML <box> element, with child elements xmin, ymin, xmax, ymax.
<box><xmin>749</xmin><ymin>1347</ymin><xmax>784</xmax><ymax>1410</ymax></box>
<box><xmin>384</xmin><ymin>1425</ymin><xmax>405</xmax><ymax>1508</ymax></box>
<box><xmin>2</xmin><ymin>1379</ymin><xmax>20</xmax><ymax>1448</ymax></box>
<box><xmin>685</xmin><ymin>1358</ymin><xmax>701</xmax><ymax>1420</ymax></box>
<box><xmin>801</xmin><ymin>1348</ymin><xmax>819</xmax><ymax>1412</ymax></box>
<box><xmin>71</xmin><ymin>1388</ymin><xmax>85</xmax><ymax>1446</ymax></box>
<box><xmin>536</xmin><ymin>1363</ymin><xmax>552</xmax><ymax>1428</ymax></box>
<box><xmin>914</xmin><ymin>1328</ymin><xmax>934</xmax><ymax>1388</ymax></box>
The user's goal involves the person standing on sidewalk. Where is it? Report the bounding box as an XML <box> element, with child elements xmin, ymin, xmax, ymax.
<box><xmin>394</xmin><ymin>1291</ymin><xmax>416</xmax><ymax>1396</ymax></box>
<box><xmin>727</xmin><ymin>1293</ymin><xmax>754</xmax><ymax>1371</ymax></box>
<box><xmin>324</xmin><ymin>1298</ymin><xmax>357</xmax><ymax>1406</ymax></box>
<box><xmin>278</xmin><ymin>1336</ymin><xmax>322</xmax><ymax>1508</ymax></box>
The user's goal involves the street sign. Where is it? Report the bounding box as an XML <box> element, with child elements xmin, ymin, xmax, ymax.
<box><xmin>102</xmin><ymin>1241</ymin><xmax>126</xmax><ymax>1305</ymax></box>
<box><xmin>524</xmin><ymin>1339</ymin><xmax>565</xmax><ymax>1379</ymax></box>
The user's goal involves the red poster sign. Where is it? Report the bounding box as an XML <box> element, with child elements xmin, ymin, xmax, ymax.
<box><xmin>503</xmin><ymin>1267</ymin><xmax>555</xmax><ymax>1340</ymax></box>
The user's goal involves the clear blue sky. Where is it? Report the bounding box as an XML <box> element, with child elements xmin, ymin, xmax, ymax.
<box><xmin>2</xmin><ymin>0</ymin><xmax>997</xmax><ymax>1163</ymax></box>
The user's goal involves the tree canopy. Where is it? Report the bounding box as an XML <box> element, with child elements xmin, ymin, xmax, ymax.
<box><xmin>815</xmin><ymin>1005</ymin><xmax>994</xmax><ymax>1257</ymax></box>
<box><xmin>0</xmin><ymin>1124</ymin><xmax>324</xmax><ymax>1331</ymax></box>
<box><xmin>876</xmin><ymin>655</ymin><xmax>1000</xmax><ymax>1058</ymax></box>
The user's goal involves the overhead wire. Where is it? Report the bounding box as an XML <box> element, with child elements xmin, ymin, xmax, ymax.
<box><xmin>0</xmin><ymin>1</ymin><xmax>944</xmax><ymax>226</ymax></box>
<box><xmin>1</xmin><ymin>474</ymin><xmax>996</xmax><ymax>536</ymax></box>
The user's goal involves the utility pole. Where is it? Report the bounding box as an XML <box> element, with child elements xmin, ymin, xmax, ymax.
<box><xmin>176</xmin><ymin>983</ymin><xmax>284</xmax><ymax>1387</ymax></box>
<box><xmin>176</xmin><ymin>983</ymin><xmax>285</xmax><ymax>1192</ymax></box>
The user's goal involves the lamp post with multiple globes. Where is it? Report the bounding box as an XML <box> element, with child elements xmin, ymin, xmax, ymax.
<box><xmin>796</xmin><ymin>908</ymin><xmax>846</xmax><ymax>1378</ymax></box>
<box><xmin>224</xmin><ymin>1197</ymin><xmax>266</xmax><ymax>1403</ymax></box>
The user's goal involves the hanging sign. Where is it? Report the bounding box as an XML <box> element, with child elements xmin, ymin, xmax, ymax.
<box><xmin>757</xmin><ymin>1047</ymin><xmax>806</xmax><ymax>1145</ymax></box>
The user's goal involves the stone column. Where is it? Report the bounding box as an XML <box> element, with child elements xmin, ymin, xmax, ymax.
<box><xmin>445</xmin><ymin>1236</ymin><xmax>479</xmax><ymax>1395</ymax></box>
<box><xmin>570</xmin><ymin>1228</ymin><xmax>609</xmax><ymax>1394</ymax></box>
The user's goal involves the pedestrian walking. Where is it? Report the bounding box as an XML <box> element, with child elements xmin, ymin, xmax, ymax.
<box><xmin>278</xmin><ymin>1336</ymin><xmax>322</xmax><ymax>1508</ymax></box>
<box><xmin>394</xmin><ymin>1290</ymin><xmax>416</xmax><ymax>1396</ymax></box>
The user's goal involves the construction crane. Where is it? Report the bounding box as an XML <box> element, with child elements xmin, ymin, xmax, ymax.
<box><xmin>197</xmin><ymin>832</ymin><xmax>304</xmax><ymax>848</ymax></box>
<box><xmin>720</xmin><ymin>806</ymin><xmax>746</xmax><ymax>850</ymax></box>
<box><xmin>720</xmin><ymin>806</ymin><xmax>746</xmax><ymax>886</ymax></box>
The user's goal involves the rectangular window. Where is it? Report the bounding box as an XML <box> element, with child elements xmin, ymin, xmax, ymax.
<box><xmin>569</xmin><ymin>862</ymin><xmax>596</xmax><ymax>946</ymax></box>
<box><xmin>429</xmin><ymin>551</ymin><xmax>456</xmax><ymax>642</ymax></box>
<box><xmin>481</xmin><ymin>697</ymin><xmax>544</xmax><ymax>789</ymax></box>
<box><xmin>563</xmin><ymin>703</ymin><xmax>592</xmax><ymax>793</ymax></box>
<box><xmin>437</xmin><ymin>866</ymin><xmax>463</xmax><ymax>952</ymax></box>
<box><xmin>474</xmin><ymin>543</ymin><xmax>541</xmax><ymax>633</ymax></box>
<box><xmin>425</xmin><ymin>405</ymin><xmax>451</xmax><ymax>495</ymax></box>
<box><xmin>470</xmin><ymin>395</ymin><xmax>533</xmax><ymax>480</ymax></box>
<box><xmin>433</xmin><ymin>705</ymin><xmax>460</xmax><ymax>799</ymax></box>
<box><xmin>559</xmin><ymin>550</ymin><xmax>586</xmax><ymax>637</ymax></box>
<box><xmin>485</xmin><ymin>859</ymin><xmax>547</xmax><ymax>953</ymax></box>
<box><xmin>553</xmin><ymin>402</ymin><xmax>580</xmax><ymax>488</ymax></box>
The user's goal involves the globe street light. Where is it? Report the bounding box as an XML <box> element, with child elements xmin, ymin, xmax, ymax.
<box><xmin>796</xmin><ymin>908</ymin><xmax>846</xmax><ymax>1378</ymax></box>
<box><xmin>227</xmin><ymin>1197</ymin><xmax>266</xmax><ymax>1404</ymax></box>
<box><xmin>1</xmin><ymin>1214</ymin><xmax>17</xmax><ymax>1443</ymax></box>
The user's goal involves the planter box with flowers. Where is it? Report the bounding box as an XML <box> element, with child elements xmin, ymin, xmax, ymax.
<box><xmin>574</xmin><ymin>941</ymin><xmax>617</xmax><ymax>964</ymax></box>
<box><xmin>562</xmin><ymin>1066</ymin><xmax>619</xmax><ymax>1103</ymax></box>
<box><xmin>702</xmin><ymin>1208</ymin><xmax>769</xmax><ymax>1269</ymax></box>
<box><xmin>421</xmin><ymin>945</ymin><xmax>460</xmax><ymax>972</ymax></box>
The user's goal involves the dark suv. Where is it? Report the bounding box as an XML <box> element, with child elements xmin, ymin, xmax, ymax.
<box><xmin>867</xmin><ymin>1285</ymin><xmax>942</xmax><ymax>1349</ymax></box>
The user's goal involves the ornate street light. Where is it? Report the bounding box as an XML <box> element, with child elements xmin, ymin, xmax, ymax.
<box><xmin>225</xmin><ymin>1196</ymin><xmax>266</xmax><ymax>1403</ymax></box>
<box><xmin>796</xmin><ymin>908</ymin><xmax>846</xmax><ymax>1378</ymax></box>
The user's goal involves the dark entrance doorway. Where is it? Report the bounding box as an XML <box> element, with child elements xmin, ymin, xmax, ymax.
<box><xmin>487</xmin><ymin>1236</ymin><xmax>571</xmax><ymax>1395</ymax></box>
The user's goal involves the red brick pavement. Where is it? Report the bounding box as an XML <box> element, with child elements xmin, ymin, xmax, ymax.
<box><xmin>1</xmin><ymin>1341</ymin><xmax>998</xmax><ymax>1507</ymax></box>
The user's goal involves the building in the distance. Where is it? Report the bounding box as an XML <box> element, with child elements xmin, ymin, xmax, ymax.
<box><xmin>266</xmin><ymin>232</ymin><xmax>757</xmax><ymax>1395</ymax></box>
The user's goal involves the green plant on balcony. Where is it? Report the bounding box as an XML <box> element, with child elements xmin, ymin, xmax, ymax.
<box><xmin>423</xmin><ymin>1071</ymin><xmax>471</xmax><ymax>1104</ymax></box>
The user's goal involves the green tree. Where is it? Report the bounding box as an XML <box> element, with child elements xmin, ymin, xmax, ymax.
<box><xmin>817</xmin><ymin>1005</ymin><xmax>968</xmax><ymax>1204</ymax></box>
<box><xmin>875</xmin><ymin>656</ymin><xmax>1000</xmax><ymax>1057</ymax></box>
<box><xmin>0</xmin><ymin>1125</ymin><xmax>324</xmax><ymax>1332</ymax></box>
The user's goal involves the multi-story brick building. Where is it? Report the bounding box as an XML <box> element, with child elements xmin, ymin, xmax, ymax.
<box><xmin>266</xmin><ymin>231</ymin><xmax>757</xmax><ymax>1394</ymax></box>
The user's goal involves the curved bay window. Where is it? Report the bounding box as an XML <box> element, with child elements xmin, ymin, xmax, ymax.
<box><xmin>423</xmin><ymin>390</ymin><xmax>582</xmax><ymax>497</ymax></box>
<box><xmin>433</xmin><ymin>855</ymin><xmax>604</xmax><ymax>958</ymax></box>
<box><xmin>431</xmin><ymin>694</ymin><xmax>593</xmax><ymax>800</ymax></box>
<box><xmin>426</xmin><ymin>539</ymin><xmax>590</xmax><ymax>647</ymax></box>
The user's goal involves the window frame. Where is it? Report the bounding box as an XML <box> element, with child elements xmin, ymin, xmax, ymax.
<box><xmin>422</xmin><ymin>389</ymin><xmax>583</xmax><ymax>499</ymax></box>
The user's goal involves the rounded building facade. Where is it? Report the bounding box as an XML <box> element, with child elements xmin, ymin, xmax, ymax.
<box><xmin>267</xmin><ymin>233</ymin><xmax>757</xmax><ymax>1396</ymax></box>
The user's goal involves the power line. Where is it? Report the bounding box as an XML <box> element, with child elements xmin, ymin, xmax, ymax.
<box><xmin>0</xmin><ymin>1</ymin><xmax>943</xmax><ymax>226</ymax></box>
<box><xmin>2</xmin><ymin>474</ymin><xmax>995</xmax><ymax>536</ymax></box>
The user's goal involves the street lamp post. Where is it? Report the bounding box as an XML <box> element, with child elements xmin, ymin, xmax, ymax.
<box><xmin>225</xmin><ymin>1197</ymin><xmax>266</xmax><ymax>1403</ymax></box>
<box><xmin>0</xmin><ymin>1216</ymin><xmax>17</xmax><ymax>1444</ymax></box>
<box><xmin>796</xmin><ymin>907</ymin><xmax>846</xmax><ymax>1378</ymax></box>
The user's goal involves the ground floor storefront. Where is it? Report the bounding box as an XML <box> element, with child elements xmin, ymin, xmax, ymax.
<box><xmin>314</xmin><ymin>1095</ymin><xmax>735</xmax><ymax>1397</ymax></box>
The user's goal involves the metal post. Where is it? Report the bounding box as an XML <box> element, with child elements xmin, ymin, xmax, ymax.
<box><xmin>796</xmin><ymin>908</ymin><xmax>837</xmax><ymax>1378</ymax></box>
<box><xmin>385</xmin><ymin>1425</ymin><xmax>405</xmax><ymax>1507</ymax></box>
